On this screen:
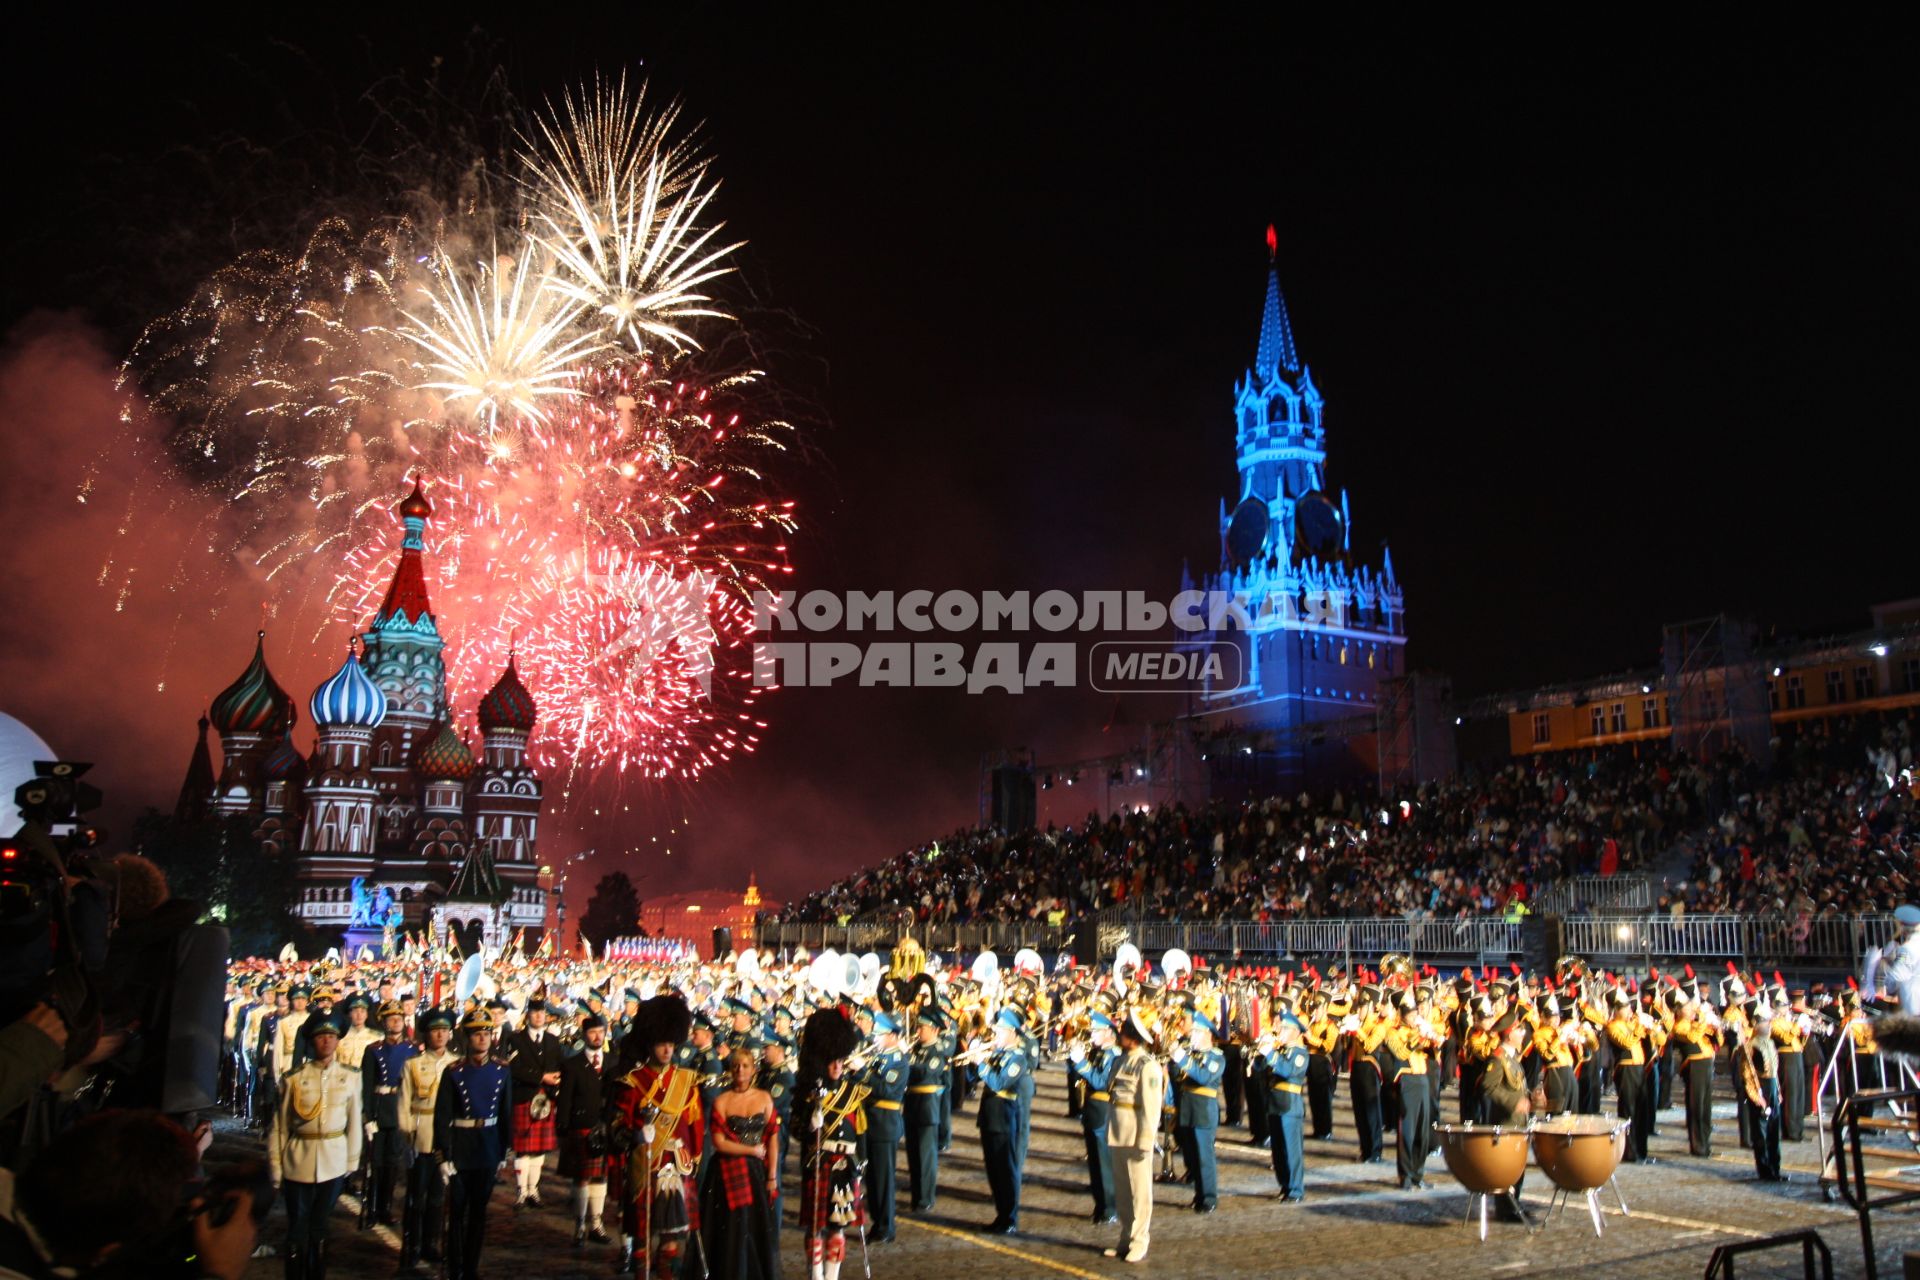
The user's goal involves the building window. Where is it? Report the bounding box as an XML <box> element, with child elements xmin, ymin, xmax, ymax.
<box><xmin>1826</xmin><ymin>670</ymin><xmax>1846</xmax><ymax>704</ymax></box>
<box><xmin>1642</xmin><ymin>697</ymin><xmax>1661</xmax><ymax>728</ymax></box>
<box><xmin>1906</xmin><ymin>657</ymin><xmax>1920</xmax><ymax>693</ymax></box>
<box><xmin>1609</xmin><ymin>702</ymin><xmax>1627</xmax><ymax>734</ymax></box>
<box><xmin>1532</xmin><ymin>712</ymin><xmax>1551</xmax><ymax>745</ymax></box>
<box><xmin>1855</xmin><ymin>664</ymin><xmax>1876</xmax><ymax>699</ymax></box>
<box><xmin>1766</xmin><ymin>679</ymin><xmax>1778</xmax><ymax>710</ymax></box>
<box><xmin>1590</xmin><ymin>705</ymin><xmax>1606</xmax><ymax>738</ymax></box>
<box><xmin>1339</xmin><ymin>644</ymin><xmax>1349</xmax><ymax>666</ymax></box>
<box><xmin>1786</xmin><ymin>674</ymin><xmax>1805</xmax><ymax>708</ymax></box>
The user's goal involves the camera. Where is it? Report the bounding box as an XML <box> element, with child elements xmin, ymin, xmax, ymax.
<box><xmin>0</xmin><ymin>762</ymin><xmax>109</xmax><ymax>1069</ymax></box>
<box><xmin>127</xmin><ymin>1157</ymin><xmax>276</xmax><ymax>1280</ymax></box>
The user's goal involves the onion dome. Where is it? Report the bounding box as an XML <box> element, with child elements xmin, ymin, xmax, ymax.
<box><xmin>210</xmin><ymin>632</ymin><xmax>296</xmax><ymax>737</ymax></box>
<box><xmin>477</xmin><ymin>656</ymin><xmax>537</xmax><ymax>732</ymax></box>
<box><xmin>261</xmin><ymin>735</ymin><xmax>308</xmax><ymax>783</ymax></box>
<box><xmin>395</xmin><ymin>476</ymin><xmax>433</xmax><ymax>520</ymax></box>
<box><xmin>417</xmin><ymin>723</ymin><xmax>476</xmax><ymax>780</ymax></box>
<box><xmin>310</xmin><ymin>647</ymin><xmax>388</xmax><ymax>729</ymax></box>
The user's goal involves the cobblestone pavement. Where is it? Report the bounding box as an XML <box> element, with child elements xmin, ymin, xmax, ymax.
<box><xmin>228</xmin><ymin>1065</ymin><xmax>1917</xmax><ymax>1280</ymax></box>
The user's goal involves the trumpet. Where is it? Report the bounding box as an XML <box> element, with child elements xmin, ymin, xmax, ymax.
<box><xmin>949</xmin><ymin>1037</ymin><xmax>998</xmax><ymax>1069</ymax></box>
<box><xmin>1796</xmin><ymin>1009</ymin><xmax>1837</xmax><ymax>1036</ymax></box>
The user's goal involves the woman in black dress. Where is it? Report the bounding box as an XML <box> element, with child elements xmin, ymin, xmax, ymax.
<box><xmin>701</xmin><ymin>1047</ymin><xmax>782</xmax><ymax>1279</ymax></box>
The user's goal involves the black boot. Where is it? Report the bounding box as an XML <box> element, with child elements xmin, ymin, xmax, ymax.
<box><xmin>284</xmin><ymin>1247</ymin><xmax>308</xmax><ymax>1280</ymax></box>
<box><xmin>308</xmin><ymin>1239</ymin><xmax>327</xmax><ymax>1280</ymax></box>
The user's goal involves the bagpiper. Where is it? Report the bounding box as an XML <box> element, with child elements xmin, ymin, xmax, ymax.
<box><xmin>610</xmin><ymin>995</ymin><xmax>705</xmax><ymax>1279</ymax></box>
<box><xmin>797</xmin><ymin>1005</ymin><xmax>869</xmax><ymax>1280</ymax></box>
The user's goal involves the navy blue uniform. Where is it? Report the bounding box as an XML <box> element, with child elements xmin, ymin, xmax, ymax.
<box><xmin>1171</xmin><ymin>1045</ymin><xmax>1225</xmax><ymax>1210</ymax></box>
<box><xmin>904</xmin><ymin>1039</ymin><xmax>948</xmax><ymax>1211</ymax></box>
<box><xmin>975</xmin><ymin>1047</ymin><xmax>1028</xmax><ymax>1231</ymax></box>
<box><xmin>363</xmin><ymin>1037</ymin><xmax>420</xmax><ymax>1224</ymax></box>
<box><xmin>1264</xmin><ymin>1041</ymin><xmax>1309</xmax><ymax>1200</ymax></box>
<box><xmin>434</xmin><ymin>1058</ymin><xmax>512</xmax><ymax>1280</ymax></box>
<box><xmin>860</xmin><ymin>1046</ymin><xmax>910</xmax><ymax>1239</ymax></box>
<box><xmin>1069</xmin><ymin>1045</ymin><xmax>1119</xmax><ymax>1220</ymax></box>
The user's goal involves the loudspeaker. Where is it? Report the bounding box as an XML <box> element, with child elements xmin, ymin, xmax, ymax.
<box><xmin>1521</xmin><ymin>915</ymin><xmax>1564</xmax><ymax>975</ymax></box>
<box><xmin>990</xmin><ymin>766</ymin><xmax>1036</xmax><ymax>832</ymax></box>
<box><xmin>1071</xmin><ymin>918</ymin><xmax>1099</xmax><ymax>968</ymax></box>
<box><xmin>711</xmin><ymin>926</ymin><xmax>733</xmax><ymax>961</ymax></box>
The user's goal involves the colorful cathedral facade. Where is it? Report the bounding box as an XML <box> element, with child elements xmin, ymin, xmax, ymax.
<box><xmin>1188</xmin><ymin>229</ymin><xmax>1408</xmax><ymax>784</ymax></box>
<box><xmin>179</xmin><ymin>480</ymin><xmax>547</xmax><ymax>947</ymax></box>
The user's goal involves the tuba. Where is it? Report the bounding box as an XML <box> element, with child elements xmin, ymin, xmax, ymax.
<box><xmin>1380</xmin><ymin>953</ymin><xmax>1417</xmax><ymax>985</ymax></box>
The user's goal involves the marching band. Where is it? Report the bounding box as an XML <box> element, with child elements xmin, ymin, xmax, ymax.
<box><xmin>230</xmin><ymin>917</ymin><xmax>1919</xmax><ymax>1278</ymax></box>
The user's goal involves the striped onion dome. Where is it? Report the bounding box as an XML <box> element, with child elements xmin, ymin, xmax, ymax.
<box><xmin>477</xmin><ymin>656</ymin><xmax>537</xmax><ymax>732</ymax></box>
<box><xmin>261</xmin><ymin>735</ymin><xmax>308</xmax><ymax>782</ymax></box>
<box><xmin>416</xmin><ymin>723</ymin><xmax>475</xmax><ymax>779</ymax></box>
<box><xmin>310</xmin><ymin>648</ymin><xmax>388</xmax><ymax>729</ymax></box>
<box><xmin>210</xmin><ymin>631</ymin><xmax>295</xmax><ymax>737</ymax></box>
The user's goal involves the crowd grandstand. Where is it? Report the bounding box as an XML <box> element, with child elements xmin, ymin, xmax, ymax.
<box><xmin>772</xmin><ymin>709</ymin><xmax>1917</xmax><ymax>929</ymax></box>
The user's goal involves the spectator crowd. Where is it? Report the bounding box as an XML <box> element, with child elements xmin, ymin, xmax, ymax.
<box><xmin>776</xmin><ymin>709</ymin><xmax>1918</xmax><ymax>929</ymax></box>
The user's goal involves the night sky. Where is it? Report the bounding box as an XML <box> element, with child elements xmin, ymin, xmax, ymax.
<box><xmin>2</xmin><ymin>22</ymin><xmax>1914</xmax><ymax>909</ymax></box>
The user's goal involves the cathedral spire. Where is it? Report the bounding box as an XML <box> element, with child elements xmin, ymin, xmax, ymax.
<box><xmin>175</xmin><ymin>713</ymin><xmax>215</xmax><ymax>823</ymax></box>
<box><xmin>375</xmin><ymin>477</ymin><xmax>436</xmax><ymax>627</ymax></box>
<box><xmin>1254</xmin><ymin>224</ymin><xmax>1299</xmax><ymax>380</ymax></box>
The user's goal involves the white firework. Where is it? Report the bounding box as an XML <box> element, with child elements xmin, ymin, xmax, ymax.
<box><xmin>397</xmin><ymin>246</ymin><xmax>610</xmax><ymax>430</ymax></box>
<box><xmin>526</xmin><ymin>81</ymin><xmax>743</xmax><ymax>355</ymax></box>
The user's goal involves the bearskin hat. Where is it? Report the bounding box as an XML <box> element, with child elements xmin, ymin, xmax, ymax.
<box><xmin>631</xmin><ymin>994</ymin><xmax>693</xmax><ymax>1053</ymax></box>
<box><xmin>1871</xmin><ymin>1015</ymin><xmax>1920</xmax><ymax>1059</ymax></box>
<box><xmin>799</xmin><ymin>1005</ymin><xmax>861</xmax><ymax>1083</ymax></box>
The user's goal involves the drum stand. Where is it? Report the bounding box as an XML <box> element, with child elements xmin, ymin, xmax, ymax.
<box><xmin>1541</xmin><ymin>1177</ymin><xmax>1630</xmax><ymax>1237</ymax></box>
<box><xmin>1463</xmin><ymin>1188</ymin><xmax>1533</xmax><ymax>1240</ymax></box>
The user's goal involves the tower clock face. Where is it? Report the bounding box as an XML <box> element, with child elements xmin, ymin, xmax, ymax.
<box><xmin>1292</xmin><ymin>490</ymin><xmax>1344</xmax><ymax>558</ymax></box>
<box><xmin>1226</xmin><ymin>498</ymin><xmax>1270</xmax><ymax>567</ymax></box>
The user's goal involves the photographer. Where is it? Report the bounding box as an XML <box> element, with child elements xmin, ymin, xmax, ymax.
<box><xmin>0</xmin><ymin>1109</ymin><xmax>262</xmax><ymax>1279</ymax></box>
<box><xmin>0</xmin><ymin>1009</ymin><xmax>64</xmax><ymax>1128</ymax></box>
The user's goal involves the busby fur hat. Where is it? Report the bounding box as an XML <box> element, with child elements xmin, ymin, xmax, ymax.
<box><xmin>799</xmin><ymin>1005</ymin><xmax>862</xmax><ymax>1083</ymax></box>
<box><xmin>632</xmin><ymin>994</ymin><xmax>693</xmax><ymax>1053</ymax></box>
<box><xmin>1871</xmin><ymin>1016</ymin><xmax>1920</xmax><ymax>1059</ymax></box>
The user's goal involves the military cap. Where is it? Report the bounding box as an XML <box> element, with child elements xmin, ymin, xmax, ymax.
<box><xmin>460</xmin><ymin>1007</ymin><xmax>498</xmax><ymax>1033</ymax></box>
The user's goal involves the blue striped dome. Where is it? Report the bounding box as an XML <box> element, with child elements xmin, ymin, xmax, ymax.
<box><xmin>310</xmin><ymin>650</ymin><xmax>388</xmax><ymax>729</ymax></box>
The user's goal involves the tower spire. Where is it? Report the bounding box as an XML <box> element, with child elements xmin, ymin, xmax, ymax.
<box><xmin>375</xmin><ymin>476</ymin><xmax>436</xmax><ymax>626</ymax></box>
<box><xmin>1255</xmin><ymin>224</ymin><xmax>1299</xmax><ymax>379</ymax></box>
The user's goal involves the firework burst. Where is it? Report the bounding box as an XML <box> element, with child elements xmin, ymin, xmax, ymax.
<box><xmin>116</xmin><ymin>75</ymin><xmax>799</xmax><ymax>789</ymax></box>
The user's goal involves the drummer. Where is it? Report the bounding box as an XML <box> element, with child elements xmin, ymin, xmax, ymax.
<box><xmin>1479</xmin><ymin>1021</ymin><xmax>1532</xmax><ymax>1222</ymax></box>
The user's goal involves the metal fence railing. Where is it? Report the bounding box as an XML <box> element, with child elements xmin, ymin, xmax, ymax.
<box><xmin>754</xmin><ymin>912</ymin><xmax>1899</xmax><ymax>973</ymax></box>
<box><xmin>1529</xmin><ymin>875</ymin><xmax>1654</xmax><ymax>916</ymax></box>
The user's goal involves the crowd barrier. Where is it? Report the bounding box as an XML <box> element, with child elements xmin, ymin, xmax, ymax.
<box><xmin>755</xmin><ymin>911</ymin><xmax>1902</xmax><ymax>972</ymax></box>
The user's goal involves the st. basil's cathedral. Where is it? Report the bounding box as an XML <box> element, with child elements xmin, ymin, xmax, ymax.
<box><xmin>176</xmin><ymin>480</ymin><xmax>548</xmax><ymax>952</ymax></box>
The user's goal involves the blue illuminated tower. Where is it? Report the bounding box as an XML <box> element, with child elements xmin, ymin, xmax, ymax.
<box><xmin>1191</xmin><ymin>227</ymin><xmax>1406</xmax><ymax>784</ymax></box>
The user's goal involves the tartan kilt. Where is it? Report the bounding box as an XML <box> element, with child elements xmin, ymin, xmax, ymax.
<box><xmin>511</xmin><ymin>1098</ymin><xmax>558</xmax><ymax>1154</ymax></box>
<box><xmin>559</xmin><ymin>1127</ymin><xmax>609</xmax><ymax>1181</ymax></box>
<box><xmin>798</xmin><ymin>1147</ymin><xmax>864</xmax><ymax>1236</ymax></box>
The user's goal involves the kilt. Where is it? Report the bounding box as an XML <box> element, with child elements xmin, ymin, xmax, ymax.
<box><xmin>559</xmin><ymin>1127</ymin><xmax>609</xmax><ymax>1181</ymax></box>
<box><xmin>798</xmin><ymin>1146</ymin><xmax>864</xmax><ymax>1236</ymax></box>
<box><xmin>511</xmin><ymin>1098</ymin><xmax>559</xmax><ymax>1155</ymax></box>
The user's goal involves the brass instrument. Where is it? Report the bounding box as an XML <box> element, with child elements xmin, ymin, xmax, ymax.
<box><xmin>1380</xmin><ymin>953</ymin><xmax>1418</xmax><ymax>985</ymax></box>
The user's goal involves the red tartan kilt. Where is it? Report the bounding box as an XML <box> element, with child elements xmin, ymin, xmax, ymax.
<box><xmin>798</xmin><ymin>1149</ymin><xmax>864</xmax><ymax>1236</ymax></box>
<box><xmin>559</xmin><ymin>1128</ymin><xmax>608</xmax><ymax>1181</ymax></box>
<box><xmin>511</xmin><ymin>1099</ymin><xmax>558</xmax><ymax>1154</ymax></box>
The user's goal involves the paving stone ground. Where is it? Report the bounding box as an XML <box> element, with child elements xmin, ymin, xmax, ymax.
<box><xmin>225</xmin><ymin>1064</ymin><xmax>1920</xmax><ymax>1280</ymax></box>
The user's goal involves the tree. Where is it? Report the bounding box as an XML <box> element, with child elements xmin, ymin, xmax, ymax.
<box><xmin>579</xmin><ymin>871</ymin><xmax>642</xmax><ymax>951</ymax></box>
<box><xmin>133</xmin><ymin>809</ymin><xmax>299</xmax><ymax>957</ymax></box>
